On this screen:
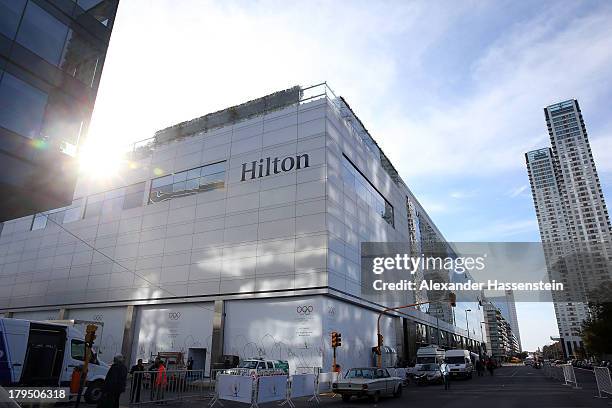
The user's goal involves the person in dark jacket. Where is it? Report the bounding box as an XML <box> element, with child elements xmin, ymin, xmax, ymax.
<box><xmin>129</xmin><ymin>359</ymin><xmax>145</xmax><ymax>403</ymax></box>
<box><xmin>99</xmin><ymin>355</ymin><xmax>128</xmax><ymax>408</ymax></box>
<box><xmin>476</xmin><ymin>359</ymin><xmax>484</xmax><ymax>376</ymax></box>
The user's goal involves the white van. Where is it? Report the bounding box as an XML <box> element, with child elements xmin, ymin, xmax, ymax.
<box><xmin>0</xmin><ymin>318</ymin><xmax>109</xmax><ymax>403</ymax></box>
<box><xmin>444</xmin><ymin>349</ymin><xmax>473</xmax><ymax>379</ymax></box>
<box><xmin>415</xmin><ymin>345</ymin><xmax>446</xmax><ymax>368</ymax></box>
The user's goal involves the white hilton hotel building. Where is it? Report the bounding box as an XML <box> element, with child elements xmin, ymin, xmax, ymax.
<box><xmin>0</xmin><ymin>84</ymin><xmax>484</xmax><ymax>373</ymax></box>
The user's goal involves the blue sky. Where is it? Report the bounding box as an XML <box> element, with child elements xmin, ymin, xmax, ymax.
<box><xmin>86</xmin><ymin>0</ymin><xmax>612</xmax><ymax>352</ymax></box>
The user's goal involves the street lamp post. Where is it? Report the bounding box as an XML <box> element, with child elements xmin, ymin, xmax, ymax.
<box><xmin>465</xmin><ymin>309</ymin><xmax>472</xmax><ymax>350</ymax></box>
<box><xmin>480</xmin><ymin>321</ymin><xmax>486</xmax><ymax>357</ymax></box>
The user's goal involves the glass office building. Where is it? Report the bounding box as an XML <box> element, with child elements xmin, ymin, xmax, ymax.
<box><xmin>0</xmin><ymin>0</ymin><xmax>119</xmax><ymax>221</ymax></box>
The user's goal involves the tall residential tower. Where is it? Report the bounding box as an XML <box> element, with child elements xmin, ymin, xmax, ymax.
<box><xmin>526</xmin><ymin>99</ymin><xmax>612</xmax><ymax>358</ymax></box>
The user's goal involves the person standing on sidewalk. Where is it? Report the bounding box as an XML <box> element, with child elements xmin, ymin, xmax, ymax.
<box><xmin>154</xmin><ymin>359</ymin><xmax>168</xmax><ymax>404</ymax></box>
<box><xmin>99</xmin><ymin>355</ymin><xmax>128</xmax><ymax>408</ymax></box>
<box><xmin>129</xmin><ymin>359</ymin><xmax>145</xmax><ymax>403</ymax></box>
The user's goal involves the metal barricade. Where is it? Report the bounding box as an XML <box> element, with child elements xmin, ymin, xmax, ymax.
<box><xmin>561</xmin><ymin>364</ymin><xmax>580</xmax><ymax>389</ymax></box>
<box><xmin>128</xmin><ymin>369</ymin><xmax>210</xmax><ymax>405</ymax></box>
<box><xmin>594</xmin><ymin>367</ymin><xmax>612</xmax><ymax>399</ymax></box>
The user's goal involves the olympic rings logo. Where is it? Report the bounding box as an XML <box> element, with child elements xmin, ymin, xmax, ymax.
<box><xmin>168</xmin><ymin>312</ymin><xmax>181</xmax><ymax>320</ymax></box>
<box><xmin>296</xmin><ymin>305</ymin><xmax>314</xmax><ymax>315</ymax></box>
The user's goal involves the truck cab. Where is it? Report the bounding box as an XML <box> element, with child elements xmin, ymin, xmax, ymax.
<box><xmin>0</xmin><ymin>318</ymin><xmax>108</xmax><ymax>403</ymax></box>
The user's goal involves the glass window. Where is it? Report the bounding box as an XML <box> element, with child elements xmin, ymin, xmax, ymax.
<box><xmin>173</xmin><ymin>171</ymin><xmax>187</xmax><ymax>183</ymax></box>
<box><xmin>16</xmin><ymin>2</ymin><xmax>69</xmax><ymax>66</ymax></box>
<box><xmin>77</xmin><ymin>0</ymin><xmax>104</xmax><ymax>11</ymax></box>
<box><xmin>71</xmin><ymin>339</ymin><xmax>85</xmax><ymax>361</ymax></box>
<box><xmin>172</xmin><ymin>181</ymin><xmax>185</xmax><ymax>192</ymax></box>
<box><xmin>123</xmin><ymin>182</ymin><xmax>145</xmax><ymax>210</ymax></box>
<box><xmin>0</xmin><ymin>0</ymin><xmax>26</xmax><ymax>40</ymax></box>
<box><xmin>152</xmin><ymin>175</ymin><xmax>172</xmax><ymax>188</ymax></box>
<box><xmin>201</xmin><ymin>162</ymin><xmax>225</xmax><ymax>176</ymax></box>
<box><xmin>31</xmin><ymin>214</ymin><xmax>47</xmax><ymax>231</ymax></box>
<box><xmin>84</xmin><ymin>193</ymin><xmax>104</xmax><ymax>218</ymax></box>
<box><xmin>149</xmin><ymin>161</ymin><xmax>226</xmax><ymax>204</ymax></box>
<box><xmin>185</xmin><ymin>178</ymin><xmax>199</xmax><ymax>191</ymax></box>
<box><xmin>186</xmin><ymin>168</ymin><xmax>201</xmax><ymax>180</ymax></box>
<box><xmin>0</xmin><ymin>73</ymin><xmax>48</xmax><ymax>138</ymax></box>
<box><xmin>59</xmin><ymin>29</ymin><xmax>102</xmax><ymax>86</ymax></box>
<box><xmin>47</xmin><ymin>208</ymin><xmax>65</xmax><ymax>225</ymax></box>
<box><xmin>63</xmin><ymin>198</ymin><xmax>84</xmax><ymax>223</ymax></box>
<box><xmin>341</xmin><ymin>155</ymin><xmax>394</xmax><ymax>227</ymax></box>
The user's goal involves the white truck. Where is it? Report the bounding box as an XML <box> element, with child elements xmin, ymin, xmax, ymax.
<box><xmin>444</xmin><ymin>349</ymin><xmax>474</xmax><ymax>379</ymax></box>
<box><xmin>0</xmin><ymin>318</ymin><xmax>109</xmax><ymax>403</ymax></box>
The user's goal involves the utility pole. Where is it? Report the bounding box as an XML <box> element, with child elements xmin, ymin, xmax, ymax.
<box><xmin>465</xmin><ymin>309</ymin><xmax>472</xmax><ymax>350</ymax></box>
<box><xmin>75</xmin><ymin>324</ymin><xmax>97</xmax><ymax>408</ymax></box>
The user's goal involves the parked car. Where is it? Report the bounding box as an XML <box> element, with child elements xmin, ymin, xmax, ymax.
<box><xmin>332</xmin><ymin>367</ymin><xmax>403</xmax><ymax>403</ymax></box>
<box><xmin>413</xmin><ymin>363</ymin><xmax>443</xmax><ymax>385</ymax></box>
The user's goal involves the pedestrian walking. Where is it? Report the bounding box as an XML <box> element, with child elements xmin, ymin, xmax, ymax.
<box><xmin>129</xmin><ymin>359</ymin><xmax>145</xmax><ymax>403</ymax></box>
<box><xmin>440</xmin><ymin>362</ymin><xmax>450</xmax><ymax>390</ymax></box>
<box><xmin>148</xmin><ymin>360</ymin><xmax>158</xmax><ymax>400</ymax></box>
<box><xmin>98</xmin><ymin>355</ymin><xmax>128</xmax><ymax>408</ymax></box>
<box><xmin>486</xmin><ymin>358</ymin><xmax>495</xmax><ymax>376</ymax></box>
<box><xmin>476</xmin><ymin>359</ymin><xmax>484</xmax><ymax>376</ymax></box>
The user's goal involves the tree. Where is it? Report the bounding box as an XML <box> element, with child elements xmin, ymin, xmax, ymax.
<box><xmin>581</xmin><ymin>299</ymin><xmax>612</xmax><ymax>358</ymax></box>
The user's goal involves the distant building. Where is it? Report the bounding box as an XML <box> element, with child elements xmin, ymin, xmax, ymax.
<box><xmin>487</xmin><ymin>290</ymin><xmax>521</xmax><ymax>351</ymax></box>
<box><xmin>526</xmin><ymin>99</ymin><xmax>612</xmax><ymax>359</ymax></box>
<box><xmin>0</xmin><ymin>0</ymin><xmax>119</xmax><ymax>221</ymax></box>
<box><xmin>483</xmin><ymin>302</ymin><xmax>519</xmax><ymax>360</ymax></box>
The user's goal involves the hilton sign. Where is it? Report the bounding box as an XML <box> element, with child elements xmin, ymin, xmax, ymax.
<box><xmin>241</xmin><ymin>154</ymin><xmax>310</xmax><ymax>181</ymax></box>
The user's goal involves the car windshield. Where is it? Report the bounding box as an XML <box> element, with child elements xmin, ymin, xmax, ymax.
<box><xmin>239</xmin><ymin>361</ymin><xmax>259</xmax><ymax>369</ymax></box>
<box><xmin>417</xmin><ymin>357</ymin><xmax>436</xmax><ymax>364</ymax></box>
<box><xmin>445</xmin><ymin>356</ymin><xmax>465</xmax><ymax>364</ymax></box>
<box><xmin>419</xmin><ymin>364</ymin><xmax>440</xmax><ymax>371</ymax></box>
<box><xmin>345</xmin><ymin>369</ymin><xmax>374</xmax><ymax>379</ymax></box>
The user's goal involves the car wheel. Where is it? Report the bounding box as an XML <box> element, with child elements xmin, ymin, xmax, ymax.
<box><xmin>468</xmin><ymin>372</ymin><xmax>473</xmax><ymax>379</ymax></box>
<box><xmin>84</xmin><ymin>380</ymin><xmax>104</xmax><ymax>404</ymax></box>
<box><xmin>341</xmin><ymin>394</ymin><xmax>351</xmax><ymax>402</ymax></box>
<box><xmin>393</xmin><ymin>385</ymin><xmax>402</xmax><ymax>398</ymax></box>
<box><xmin>369</xmin><ymin>392</ymin><xmax>380</xmax><ymax>403</ymax></box>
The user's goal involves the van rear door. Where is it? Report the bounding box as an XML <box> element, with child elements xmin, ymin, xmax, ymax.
<box><xmin>0</xmin><ymin>318</ymin><xmax>29</xmax><ymax>385</ymax></box>
<box><xmin>20</xmin><ymin>322</ymin><xmax>67</xmax><ymax>386</ymax></box>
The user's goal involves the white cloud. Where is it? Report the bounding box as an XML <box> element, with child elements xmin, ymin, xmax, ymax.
<box><xmin>373</xmin><ymin>4</ymin><xmax>612</xmax><ymax>179</ymax></box>
<box><xmin>463</xmin><ymin>219</ymin><xmax>539</xmax><ymax>241</ymax></box>
<box><xmin>507</xmin><ymin>185</ymin><xmax>529</xmax><ymax>198</ymax></box>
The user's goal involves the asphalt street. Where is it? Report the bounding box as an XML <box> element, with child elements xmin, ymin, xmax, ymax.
<box><xmin>73</xmin><ymin>365</ymin><xmax>611</xmax><ymax>408</ymax></box>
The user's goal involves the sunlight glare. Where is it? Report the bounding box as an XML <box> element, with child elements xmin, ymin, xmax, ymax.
<box><xmin>78</xmin><ymin>140</ymin><xmax>125</xmax><ymax>179</ymax></box>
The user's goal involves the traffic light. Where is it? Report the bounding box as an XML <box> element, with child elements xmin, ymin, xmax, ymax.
<box><xmin>449</xmin><ymin>292</ymin><xmax>456</xmax><ymax>307</ymax></box>
<box><xmin>331</xmin><ymin>331</ymin><xmax>342</xmax><ymax>348</ymax></box>
<box><xmin>84</xmin><ymin>324</ymin><xmax>97</xmax><ymax>346</ymax></box>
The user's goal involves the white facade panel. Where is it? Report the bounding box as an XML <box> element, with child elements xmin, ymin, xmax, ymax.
<box><xmin>132</xmin><ymin>302</ymin><xmax>215</xmax><ymax>372</ymax></box>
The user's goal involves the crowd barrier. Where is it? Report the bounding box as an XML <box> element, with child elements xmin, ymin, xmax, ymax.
<box><xmin>594</xmin><ymin>366</ymin><xmax>612</xmax><ymax>399</ymax></box>
<box><xmin>561</xmin><ymin>364</ymin><xmax>581</xmax><ymax>389</ymax></box>
<box><xmin>543</xmin><ymin>362</ymin><xmax>612</xmax><ymax>399</ymax></box>
<box><xmin>128</xmin><ymin>369</ymin><xmax>212</xmax><ymax>405</ymax></box>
